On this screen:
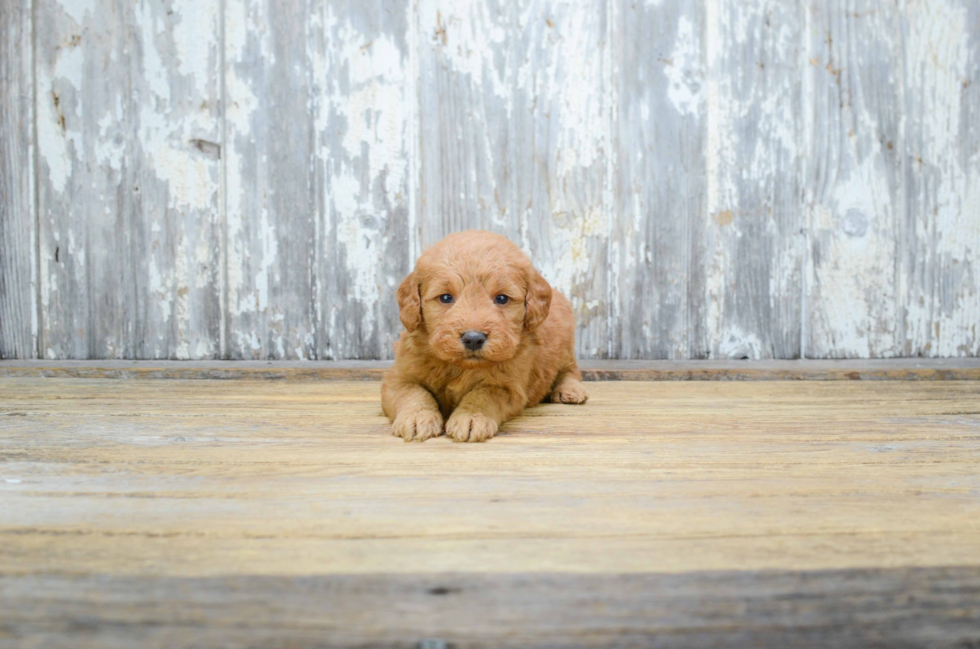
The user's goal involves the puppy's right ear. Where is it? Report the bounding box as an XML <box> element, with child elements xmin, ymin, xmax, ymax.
<box><xmin>396</xmin><ymin>271</ymin><xmax>422</xmax><ymax>332</ymax></box>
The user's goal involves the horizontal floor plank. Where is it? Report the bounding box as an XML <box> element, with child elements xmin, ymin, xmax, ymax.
<box><xmin>1</xmin><ymin>378</ymin><xmax>978</xmax><ymax>645</ymax></box>
<box><xmin>1</xmin><ymin>358</ymin><xmax>979</xmax><ymax>381</ymax></box>
<box><xmin>2</xmin><ymin>379</ymin><xmax>978</xmax><ymax>576</ymax></box>
<box><xmin>2</xmin><ymin>568</ymin><xmax>979</xmax><ymax>648</ymax></box>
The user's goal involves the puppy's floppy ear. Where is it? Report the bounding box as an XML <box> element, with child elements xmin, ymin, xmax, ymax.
<box><xmin>396</xmin><ymin>271</ymin><xmax>422</xmax><ymax>332</ymax></box>
<box><xmin>524</xmin><ymin>266</ymin><xmax>552</xmax><ymax>331</ymax></box>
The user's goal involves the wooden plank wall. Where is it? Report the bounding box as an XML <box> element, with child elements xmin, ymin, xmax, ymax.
<box><xmin>1</xmin><ymin>0</ymin><xmax>977</xmax><ymax>360</ymax></box>
<box><xmin>33</xmin><ymin>0</ymin><xmax>223</xmax><ymax>360</ymax></box>
<box><xmin>0</xmin><ymin>0</ymin><xmax>36</xmax><ymax>358</ymax></box>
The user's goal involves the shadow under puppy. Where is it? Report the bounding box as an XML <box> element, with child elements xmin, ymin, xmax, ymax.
<box><xmin>382</xmin><ymin>230</ymin><xmax>588</xmax><ymax>442</ymax></box>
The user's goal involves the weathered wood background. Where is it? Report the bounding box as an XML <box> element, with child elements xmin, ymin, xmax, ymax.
<box><xmin>1</xmin><ymin>0</ymin><xmax>977</xmax><ymax>360</ymax></box>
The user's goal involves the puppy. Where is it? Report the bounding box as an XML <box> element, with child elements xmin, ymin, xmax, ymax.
<box><xmin>382</xmin><ymin>230</ymin><xmax>588</xmax><ymax>442</ymax></box>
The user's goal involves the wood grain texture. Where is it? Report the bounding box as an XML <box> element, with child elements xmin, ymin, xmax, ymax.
<box><xmin>703</xmin><ymin>0</ymin><xmax>805</xmax><ymax>360</ymax></box>
<box><xmin>610</xmin><ymin>0</ymin><xmax>704</xmax><ymax>359</ymax></box>
<box><xmin>804</xmin><ymin>1</ymin><xmax>905</xmax><ymax>358</ymax></box>
<box><xmin>0</xmin><ymin>378</ymin><xmax>979</xmax><ymax>644</ymax></box>
<box><xmin>2</xmin><ymin>569</ymin><xmax>979</xmax><ymax>648</ymax></box>
<box><xmin>0</xmin><ymin>0</ymin><xmax>36</xmax><ymax>359</ymax></box>
<box><xmin>1</xmin><ymin>379</ymin><xmax>978</xmax><ymax>575</ymax></box>
<box><xmin>417</xmin><ymin>0</ymin><xmax>610</xmax><ymax>358</ymax></box>
<box><xmin>3</xmin><ymin>358</ymin><xmax>980</xmax><ymax>381</ymax></box>
<box><xmin>901</xmin><ymin>0</ymin><xmax>980</xmax><ymax>357</ymax></box>
<box><xmin>806</xmin><ymin>0</ymin><xmax>980</xmax><ymax>358</ymax></box>
<box><xmin>4</xmin><ymin>0</ymin><xmax>980</xmax><ymax>361</ymax></box>
<box><xmin>225</xmin><ymin>0</ymin><xmax>414</xmax><ymax>361</ymax></box>
<box><xmin>417</xmin><ymin>0</ymin><xmax>515</xmax><ymax>242</ymax></box>
<box><xmin>35</xmin><ymin>0</ymin><xmax>223</xmax><ymax>360</ymax></box>
<box><xmin>312</xmin><ymin>0</ymin><xmax>414</xmax><ymax>361</ymax></box>
<box><xmin>224</xmin><ymin>0</ymin><xmax>317</xmax><ymax>359</ymax></box>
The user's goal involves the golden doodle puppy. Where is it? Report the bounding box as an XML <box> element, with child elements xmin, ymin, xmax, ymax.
<box><xmin>382</xmin><ymin>230</ymin><xmax>588</xmax><ymax>442</ymax></box>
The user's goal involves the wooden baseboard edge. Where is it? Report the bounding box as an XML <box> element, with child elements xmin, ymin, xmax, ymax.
<box><xmin>0</xmin><ymin>359</ymin><xmax>977</xmax><ymax>381</ymax></box>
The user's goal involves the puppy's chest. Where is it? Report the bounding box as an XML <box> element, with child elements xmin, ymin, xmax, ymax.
<box><xmin>422</xmin><ymin>370</ymin><xmax>485</xmax><ymax>412</ymax></box>
<box><xmin>426</xmin><ymin>372</ymin><xmax>484</xmax><ymax>410</ymax></box>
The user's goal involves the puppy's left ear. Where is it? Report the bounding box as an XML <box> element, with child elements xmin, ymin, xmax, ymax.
<box><xmin>524</xmin><ymin>266</ymin><xmax>552</xmax><ymax>331</ymax></box>
<box><xmin>397</xmin><ymin>271</ymin><xmax>422</xmax><ymax>332</ymax></box>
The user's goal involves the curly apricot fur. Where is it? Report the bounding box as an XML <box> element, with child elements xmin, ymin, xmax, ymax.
<box><xmin>382</xmin><ymin>231</ymin><xmax>587</xmax><ymax>443</ymax></box>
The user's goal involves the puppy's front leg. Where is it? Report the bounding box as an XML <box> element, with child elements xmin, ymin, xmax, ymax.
<box><xmin>382</xmin><ymin>380</ymin><xmax>444</xmax><ymax>442</ymax></box>
<box><xmin>446</xmin><ymin>386</ymin><xmax>523</xmax><ymax>443</ymax></box>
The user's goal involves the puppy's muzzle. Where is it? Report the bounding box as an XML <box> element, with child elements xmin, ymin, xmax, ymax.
<box><xmin>461</xmin><ymin>330</ymin><xmax>488</xmax><ymax>351</ymax></box>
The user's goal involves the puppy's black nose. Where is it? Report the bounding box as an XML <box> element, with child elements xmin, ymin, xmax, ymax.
<box><xmin>461</xmin><ymin>331</ymin><xmax>487</xmax><ymax>351</ymax></box>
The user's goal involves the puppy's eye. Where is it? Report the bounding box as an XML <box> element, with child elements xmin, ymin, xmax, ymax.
<box><xmin>439</xmin><ymin>294</ymin><xmax>454</xmax><ymax>304</ymax></box>
<box><xmin>494</xmin><ymin>295</ymin><xmax>509</xmax><ymax>305</ymax></box>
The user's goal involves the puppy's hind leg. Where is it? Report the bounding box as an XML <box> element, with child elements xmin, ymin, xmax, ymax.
<box><xmin>548</xmin><ymin>371</ymin><xmax>588</xmax><ymax>404</ymax></box>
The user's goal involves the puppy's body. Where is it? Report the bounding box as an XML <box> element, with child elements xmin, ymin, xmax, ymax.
<box><xmin>382</xmin><ymin>231</ymin><xmax>587</xmax><ymax>442</ymax></box>
<box><xmin>390</xmin><ymin>290</ymin><xmax>580</xmax><ymax>414</ymax></box>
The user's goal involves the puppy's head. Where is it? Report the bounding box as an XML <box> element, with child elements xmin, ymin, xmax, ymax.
<box><xmin>397</xmin><ymin>231</ymin><xmax>552</xmax><ymax>368</ymax></box>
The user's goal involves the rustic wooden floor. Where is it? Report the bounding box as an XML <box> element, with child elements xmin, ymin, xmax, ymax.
<box><xmin>1</xmin><ymin>373</ymin><xmax>979</xmax><ymax>647</ymax></box>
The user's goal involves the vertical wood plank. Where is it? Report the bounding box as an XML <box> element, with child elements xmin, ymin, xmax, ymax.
<box><xmin>417</xmin><ymin>1</ymin><xmax>514</xmax><ymax>243</ymax></box>
<box><xmin>804</xmin><ymin>1</ymin><xmax>904</xmax><ymax>358</ymax></box>
<box><xmin>702</xmin><ymin>0</ymin><xmax>805</xmax><ymax>359</ymax></box>
<box><xmin>610</xmin><ymin>0</ymin><xmax>704</xmax><ymax>359</ymax></box>
<box><xmin>16</xmin><ymin>0</ymin><xmax>978</xmax><ymax>361</ymax></box>
<box><xmin>312</xmin><ymin>0</ymin><xmax>414</xmax><ymax>360</ymax></box>
<box><xmin>417</xmin><ymin>0</ymin><xmax>609</xmax><ymax>357</ymax></box>
<box><xmin>0</xmin><ymin>0</ymin><xmax>36</xmax><ymax>358</ymax></box>
<box><xmin>513</xmin><ymin>0</ymin><xmax>609</xmax><ymax>358</ymax></box>
<box><xmin>36</xmin><ymin>0</ymin><xmax>222</xmax><ymax>359</ymax></box>
<box><xmin>224</xmin><ymin>0</ymin><xmax>317</xmax><ymax>359</ymax></box>
<box><xmin>901</xmin><ymin>0</ymin><xmax>979</xmax><ymax>357</ymax></box>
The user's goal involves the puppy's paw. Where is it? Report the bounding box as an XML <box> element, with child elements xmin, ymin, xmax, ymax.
<box><xmin>551</xmin><ymin>378</ymin><xmax>589</xmax><ymax>404</ymax></box>
<box><xmin>446</xmin><ymin>411</ymin><xmax>498</xmax><ymax>443</ymax></box>
<box><xmin>392</xmin><ymin>409</ymin><xmax>444</xmax><ymax>442</ymax></box>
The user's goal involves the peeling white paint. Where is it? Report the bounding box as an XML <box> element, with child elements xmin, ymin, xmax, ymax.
<box><xmin>803</xmin><ymin>0</ymin><xmax>977</xmax><ymax>358</ymax></box>
<box><xmin>532</xmin><ymin>3</ymin><xmax>604</xmax><ymax>180</ymax></box>
<box><xmin>704</xmin><ymin>0</ymin><xmax>734</xmax><ymax>354</ymax></box>
<box><xmin>172</xmin><ymin>232</ymin><xmax>191</xmax><ymax>359</ymax></box>
<box><xmin>93</xmin><ymin>112</ymin><xmax>124</xmax><ymax>171</ymax></box>
<box><xmin>36</xmin><ymin>84</ymin><xmax>72</xmax><ymax>194</ymax></box>
<box><xmin>171</xmin><ymin>0</ymin><xmax>218</xmax><ymax>90</ymax></box>
<box><xmin>34</xmin><ymin>0</ymin><xmax>224</xmax><ymax>360</ymax></box>
<box><xmin>665</xmin><ymin>16</ymin><xmax>702</xmax><ymax>117</ymax></box>
<box><xmin>808</xmin><ymin>166</ymin><xmax>899</xmax><ymax>359</ymax></box>
<box><xmin>704</xmin><ymin>0</ymin><xmax>725</xmax><ymax>223</ymax></box>
<box><xmin>36</xmin><ymin>41</ymin><xmax>85</xmax><ymax>194</ymax></box>
<box><xmin>717</xmin><ymin>326</ymin><xmax>764</xmax><ymax>360</ymax></box>
<box><xmin>16</xmin><ymin>0</ymin><xmax>980</xmax><ymax>361</ymax></box>
<box><xmin>148</xmin><ymin>261</ymin><xmax>172</xmax><ymax>325</ymax></box>
<box><xmin>338</xmin><ymin>34</ymin><xmax>405</xmax><ymax>180</ymax></box>
<box><xmin>57</xmin><ymin>0</ymin><xmax>96</xmax><ymax>26</ymax></box>
<box><xmin>902</xmin><ymin>0</ymin><xmax>978</xmax><ymax>356</ymax></box>
<box><xmin>703</xmin><ymin>0</ymin><xmax>806</xmax><ymax>359</ymax></box>
<box><xmin>224</xmin><ymin>0</ymin><xmax>264</xmax><ymax>334</ymax></box>
<box><xmin>139</xmin><ymin>113</ymin><xmax>217</xmax><ymax>211</ymax></box>
<box><xmin>251</xmin><ymin>212</ymin><xmax>278</xmax><ymax>314</ymax></box>
<box><xmin>223</xmin><ymin>65</ymin><xmax>257</xmax><ymax>316</ymax></box>
<box><xmin>332</xmin><ymin>171</ymin><xmax>378</xmax><ymax>310</ymax></box>
<box><xmin>419</xmin><ymin>2</ymin><xmax>509</xmax><ymax>101</ymax></box>
<box><xmin>134</xmin><ymin>2</ymin><xmax>172</xmax><ymax>106</ymax></box>
<box><xmin>334</xmin><ymin>32</ymin><xmax>409</xmax><ymax>208</ymax></box>
<box><xmin>541</xmin><ymin>204</ymin><xmax>607</xmax><ymax>303</ymax></box>
<box><xmin>505</xmin><ymin>1</ymin><xmax>609</xmax><ymax>355</ymax></box>
<box><xmin>194</xmin><ymin>339</ymin><xmax>213</xmax><ymax>358</ymax></box>
<box><xmin>312</xmin><ymin>3</ymin><xmax>415</xmax><ymax>358</ymax></box>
